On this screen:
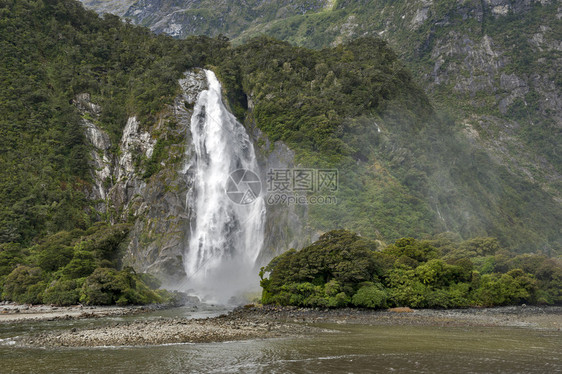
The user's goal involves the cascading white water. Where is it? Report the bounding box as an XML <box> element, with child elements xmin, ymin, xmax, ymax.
<box><xmin>184</xmin><ymin>70</ymin><xmax>265</xmax><ymax>303</ymax></box>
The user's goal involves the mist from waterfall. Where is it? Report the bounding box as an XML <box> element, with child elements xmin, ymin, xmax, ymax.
<box><xmin>184</xmin><ymin>69</ymin><xmax>265</xmax><ymax>304</ymax></box>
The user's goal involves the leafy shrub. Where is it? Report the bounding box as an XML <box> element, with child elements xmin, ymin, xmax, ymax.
<box><xmin>261</xmin><ymin>230</ymin><xmax>380</xmax><ymax>305</ymax></box>
<box><xmin>77</xmin><ymin>224</ymin><xmax>130</xmax><ymax>263</ymax></box>
<box><xmin>30</xmin><ymin>230</ymin><xmax>82</xmax><ymax>272</ymax></box>
<box><xmin>261</xmin><ymin>232</ymin><xmax>561</xmax><ymax>309</ymax></box>
<box><xmin>383</xmin><ymin>238</ymin><xmax>438</xmax><ymax>264</ymax></box>
<box><xmin>138</xmin><ymin>273</ymin><xmax>162</xmax><ymax>290</ymax></box>
<box><xmin>352</xmin><ymin>284</ymin><xmax>387</xmax><ymax>309</ymax></box>
<box><xmin>455</xmin><ymin>237</ymin><xmax>502</xmax><ymax>258</ymax></box>
<box><xmin>43</xmin><ymin>279</ymin><xmax>80</xmax><ymax>306</ymax></box>
<box><xmin>474</xmin><ymin>269</ymin><xmax>538</xmax><ymax>306</ymax></box>
<box><xmin>2</xmin><ymin>266</ymin><xmax>45</xmax><ymax>304</ymax></box>
<box><xmin>386</xmin><ymin>271</ymin><xmax>427</xmax><ymax>308</ymax></box>
<box><xmin>0</xmin><ymin>223</ymin><xmax>163</xmax><ymax>306</ymax></box>
<box><xmin>62</xmin><ymin>250</ymin><xmax>97</xmax><ymax>279</ymax></box>
<box><xmin>445</xmin><ymin>282</ymin><xmax>472</xmax><ymax>307</ymax></box>
<box><xmin>80</xmin><ymin>268</ymin><xmax>164</xmax><ymax>306</ymax></box>
<box><xmin>80</xmin><ymin>268</ymin><xmax>120</xmax><ymax>305</ymax></box>
<box><xmin>415</xmin><ymin>259</ymin><xmax>465</xmax><ymax>287</ymax></box>
<box><xmin>328</xmin><ymin>292</ymin><xmax>351</xmax><ymax>308</ymax></box>
<box><xmin>0</xmin><ymin>243</ymin><xmax>23</xmax><ymax>277</ymax></box>
<box><xmin>34</xmin><ymin>245</ymin><xmax>74</xmax><ymax>273</ymax></box>
<box><xmin>423</xmin><ymin>288</ymin><xmax>454</xmax><ymax>309</ymax></box>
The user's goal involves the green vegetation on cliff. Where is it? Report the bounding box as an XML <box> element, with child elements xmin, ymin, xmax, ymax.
<box><xmin>0</xmin><ymin>223</ymin><xmax>169</xmax><ymax>305</ymax></box>
<box><xmin>0</xmin><ymin>0</ymin><xmax>213</xmax><ymax>245</ymax></box>
<box><xmin>0</xmin><ymin>0</ymin><xmax>214</xmax><ymax>303</ymax></box>
<box><xmin>118</xmin><ymin>0</ymin><xmax>561</xmax><ymax>195</ymax></box>
<box><xmin>92</xmin><ymin>0</ymin><xmax>561</xmax><ymax>252</ymax></box>
<box><xmin>213</xmin><ymin>36</ymin><xmax>561</xmax><ymax>252</ymax></box>
<box><xmin>260</xmin><ymin>230</ymin><xmax>562</xmax><ymax>308</ymax></box>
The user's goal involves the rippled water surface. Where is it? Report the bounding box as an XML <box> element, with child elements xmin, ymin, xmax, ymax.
<box><xmin>1</xmin><ymin>309</ymin><xmax>560</xmax><ymax>374</ymax></box>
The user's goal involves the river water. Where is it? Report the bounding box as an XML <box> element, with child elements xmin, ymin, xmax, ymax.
<box><xmin>1</xmin><ymin>307</ymin><xmax>560</xmax><ymax>374</ymax></box>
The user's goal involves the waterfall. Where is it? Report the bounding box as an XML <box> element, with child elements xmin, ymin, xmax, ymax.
<box><xmin>184</xmin><ymin>70</ymin><xmax>265</xmax><ymax>303</ymax></box>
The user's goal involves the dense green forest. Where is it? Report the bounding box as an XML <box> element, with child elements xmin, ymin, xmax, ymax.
<box><xmin>0</xmin><ymin>0</ymin><xmax>559</xmax><ymax>305</ymax></box>
<box><xmin>216</xmin><ymin>37</ymin><xmax>561</xmax><ymax>251</ymax></box>
<box><xmin>0</xmin><ymin>223</ymin><xmax>172</xmax><ymax>305</ymax></box>
<box><xmin>0</xmin><ymin>0</ymin><xmax>215</xmax><ymax>303</ymax></box>
<box><xmin>260</xmin><ymin>230</ymin><xmax>562</xmax><ymax>308</ymax></box>
<box><xmin>0</xmin><ymin>0</ymin><xmax>209</xmax><ymax>245</ymax></box>
<box><xmin>106</xmin><ymin>0</ymin><xmax>562</xmax><ymax>249</ymax></box>
<box><xmin>2</xmin><ymin>0</ymin><xmax>558</xmax><ymax>250</ymax></box>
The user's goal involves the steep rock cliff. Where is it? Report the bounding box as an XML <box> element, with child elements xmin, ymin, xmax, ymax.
<box><xmin>119</xmin><ymin>70</ymin><xmax>204</xmax><ymax>284</ymax></box>
<box><xmin>77</xmin><ymin>69</ymin><xmax>308</xmax><ymax>285</ymax></box>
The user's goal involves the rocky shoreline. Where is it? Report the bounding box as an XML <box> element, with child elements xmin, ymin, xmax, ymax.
<box><xmin>14</xmin><ymin>307</ymin><xmax>325</xmax><ymax>348</ymax></box>
<box><xmin>234</xmin><ymin>304</ymin><xmax>562</xmax><ymax>330</ymax></box>
<box><xmin>19</xmin><ymin>317</ymin><xmax>310</xmax><ymax>347</ymax></box>
<box><xmin>0</xmin><ymin>301</ymin><xmax>163</xmax><ymax>323</ymax></box>
<box><xmin>10</xmin><ymin>304</ymin><xmax>562</xmax><ymax>348</ymax></box>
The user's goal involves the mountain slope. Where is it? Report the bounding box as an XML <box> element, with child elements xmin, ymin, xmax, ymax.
<box><xmin>82</xmin><ymin>0</ymin><xmax>561</xmax><ymax>203</ymax></box>
<box><xmin>0</xmin><ymin>0</ymin><xmax>209</xmax><ymax>244</ymax></box>
<box><xmin>79</xmin><ymin>0</ymin><xmax>136</xmax><ymax>16</ymax></box>
<box><xmin>124</xmin><ymin>0</ymin><xmax>333</xmax><ymax>38</ymax></box>
<box><xmin>218</xmin><ymin>36</ymin><xmax>561</xmax><ymax>253</ymax></box>
<box><xmin>1</xmin><ymin>0</ymin><xmax>559</xmax><ymax>271</ymax></box>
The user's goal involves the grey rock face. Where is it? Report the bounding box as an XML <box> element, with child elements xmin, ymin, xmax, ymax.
<box><xmin>109</xmin><ymin>116</ymin><xmax>155</xmax><ymax>213</ymax></box>
<box><xmin>121</xmin><ymin>69</ymin><xmax>208</xmax><ymax>285</ymax></box>
<box><xmin>74</xmin><ymin>93</ymin><xmax>112</xmax><ymax>212</ymax></box>
<box><xmin>254</xmin><ymin>128</ymin><xmax>312</xmax><ymax>263</ymax></box>
<box><xmin>79</xmin><ymin>0</ymin><xmax>137</xmax><ymax>16</ymax></box>
<box><xmin>82</xmin><ymin>119</ymin><xmax>112</xmax><ymax>203</ymax></box>
<box><xmin>75</xmin><ymin>93</ymin><xmax>157</xmax><ymax>215</ymax></box>
<box><xmin>75</xmin><ymin>93</ymin><xmax>102</xmax><ymax>116</ymax></box>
